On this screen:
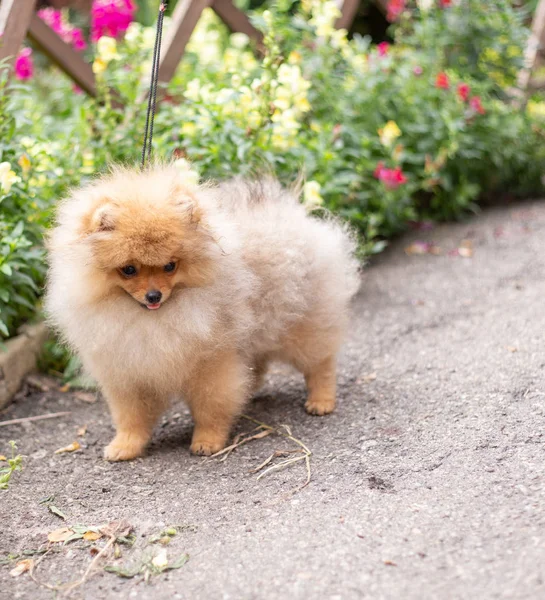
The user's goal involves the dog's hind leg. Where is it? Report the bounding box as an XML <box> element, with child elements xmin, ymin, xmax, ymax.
<box><xmin>185</xmin><ymin>349</ymin><xmax>249</xmax><ymax>456</ymax></box>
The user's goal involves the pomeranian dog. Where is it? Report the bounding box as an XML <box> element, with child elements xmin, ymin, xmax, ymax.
<box><xmin>45</xmin><ymin>164</ymin><xmax>360</xmax><ymax>461</ymax></box>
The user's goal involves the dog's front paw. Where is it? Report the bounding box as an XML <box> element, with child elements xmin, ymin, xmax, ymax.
<box><xmin>104</xmin><ymin>436</ymin><xmax>146</xmax><ymax>461</ymax></box>
<box><xmin>305</xmin><ymin>397</ymin><xmax>336</xmax><ymax>416</ymax></box>
<box><xmin>190</xmin><ymin>438</ymin><xmax>225</xmax><ymax>456</ymax></box>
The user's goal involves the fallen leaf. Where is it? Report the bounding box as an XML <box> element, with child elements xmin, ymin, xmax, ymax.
<box><xmin>48</xmin><ymin>527</ymin><xmax>73</xmax><ymax>543</ymax></box>
<box><xmin>405</xmin><ymin>241</ymin><xmax>442</xmax><ymax>256</ymax></box>
<box><xmin>83</xmin><ymin>531</ymin><xmax>102</xmax><ymax>541</ymax></box>
<box><xmin>167</xmin><ymin>553</ymin><xmax>189</xmax><ymax>571</ymax></box>
<box><xmin>384</xmin><ymin>560</ymin><xmax>397</xmax><ymax>567</ymax></box>
<box><xmin>100</xmin><ymin>520</ymin><xmax>133</xmax><ymax>541</ymax></box>
<box><xmin>54</xmin><ymin>441</ymin><xmax>81</xmax><ymax>454</ymax></box>
<box><xmin>10</xmin><ymin>559</ymin><xmax>33</xmax><ymax>577</ymax></box>
<box><xmin>361</xmin><ymin>372</ymin><xmax>377</xmax><ymax>383</ymax></box>
<box><xmin>48</xmin><ymin>504</ymin><xmax>67</xmax><ymax>520</ymax></box>
<box><xmin>59</xmin><ymin>384</ymin><xmax>71</xmax><ymax>393</ymax></box>
<box><xmin>0</xmin><ymin>455</ymin><xmax>6</xmax><ymax>462</ymax></box>
<box><xmin>158</xmin><ymin>536</ymin><xmax>171</xmax><ymax>545</ymax></box>
<box><xmin>152</xmin><ymin>548</ymin><xmax>169</xmax><ymax>570</ymax></box>
<box><xmin>104</xmin><ymin>564</ymin><xmax>141</xmax><ymax>578</ymax></box>
<box><xmin>77</xmin><ymin>426</ymin><xmax>87</xmax><ymax>437</ymax></box>
<box><xmin>114</xmin><ymin>543</ymin><xmax>122</xmax><ymax>559</ymax></box>
<box><xmin>72</xmin><ymin>391</ymin><xmax>96</xmax><ymax>403</ymax></box>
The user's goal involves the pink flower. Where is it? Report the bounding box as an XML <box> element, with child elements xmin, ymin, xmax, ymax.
<box><xmin>71</xmin><ymin>28</ymin><xmax>87</xmax><ymax>51</ymax></box>
<box><xmin>38</xmin><ymin>8</ymin><xmax>87</xmax><ymax>51</ymax></box>
<box><xmin>435</xmin><ymin>72</ymin><xmax>449</xmax><ymax>89</ymax></box>
<box><xmin>413</xmin><ymin>65</ymin><xmax>423</xmax><ymax>76</ymax></box>
<box><xmin>91</xmin><ymin>0</ymin><xmax>137</xmax><ymax>42</ymax></box>
<box><xmin>386</xmin><ymin>0</ymin><xmax>405</xmax><ymax>22</ymax></box>
<box><xmin>15</xmin><ymin>48</ymin><xmax>33</xmax><ymax>81</ymax></box>
<box><xmin>457</xmin><ymin>83</ymin><xmax>470</xmax><ymax>102</ymax></box>
<box><xmin>374</xmin><ymin>162</ymin><xmax>408</xmax><ymax>189</ymax></box>
<box><xmin>377</xmin><ymin>42</ymin><xmax>390</xmax><ymax>57</ymax></box>
<box><xmin>469</xmin><ymin>96</ymin><xmax>486</xmax><ymax>115</ymax></box>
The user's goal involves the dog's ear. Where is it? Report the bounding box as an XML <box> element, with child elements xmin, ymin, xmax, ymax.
<box><xmin>171</xmin><ymin>181</ymin><xmax>202</xmax><ymax>225</ymax></box>
<box><xmin>88</xmin><ymin>202</ymin><xmax>116</xmax><ymax>233</ymax></box>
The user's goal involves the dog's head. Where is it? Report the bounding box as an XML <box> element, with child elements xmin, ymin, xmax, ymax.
<box><xmin>76</xmin><ymin>165</ymin><xmax>217</xmax><ymax>310</ymax></box>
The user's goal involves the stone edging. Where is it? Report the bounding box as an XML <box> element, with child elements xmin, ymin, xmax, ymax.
<box><xmin>0</xmin><ymin>323</ymin><xmax>49</xmax><ymax>410</ymax></box>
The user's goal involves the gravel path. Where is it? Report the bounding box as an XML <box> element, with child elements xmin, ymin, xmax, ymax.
<box><xmin>1</xmin><ymin>200</ymin><xmax>544</xmax><ymax>600</ymax></box>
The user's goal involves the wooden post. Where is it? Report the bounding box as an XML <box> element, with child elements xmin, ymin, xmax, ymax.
<box><xmin>0</xmin><ymin>0</ymin><xmax>36</xmax><ymax>65</ymax></box>
<box><xmin>336</xmin><ymin>0</ymin><xmax>360</xmax><ymax>31</ymax></box>
<box><xmin>28</xmin><ymin>16</ymin><xmax>97</xmax><ymax>96</ymax></box>
<box><xmin>158</xmin><ymin>0</ymin><xmax>213</xmax><ymax>83</ymax></box>
<box><xmin>517</xmin><ymin>0</ymin><xmax>545</xmax><ymax>97</ymax></box>
<box><xmin>212</xmin><ymin>0</ymin><xmax>263</xmax><ymax>43</ymax></box>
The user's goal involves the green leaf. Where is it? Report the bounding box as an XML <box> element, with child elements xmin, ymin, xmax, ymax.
<box><xmin>48</xmin><ymin>504</ymin><xmax>67</xmax><ymax>520</ymax></box>
<box><xmin>0</xmin><ymin>264</ymin><xmax>12</xmax><ymax>276</ymax></box>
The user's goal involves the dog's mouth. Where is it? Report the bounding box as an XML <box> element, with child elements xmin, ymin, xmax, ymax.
<box><xmin>139</xmin><ymin>301</ymin><xmax>162</xmax><ymax>311</ymax></box>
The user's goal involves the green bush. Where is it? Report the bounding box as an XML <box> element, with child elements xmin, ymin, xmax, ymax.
<box><xmin>2</xmin><ymin>0</ymin><xmax>545</xmax><ymax>344</ymax></box>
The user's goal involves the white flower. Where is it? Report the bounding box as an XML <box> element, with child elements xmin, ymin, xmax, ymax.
<box><xmin>173</xmin><ymin>159</ymin><xmax>200</xmax><ymax>188</ymax></box>
<box><xmin>303</xmin><ymin>180</ymin><xmax>324</xmax><ymax>208</ymax></box>
<box><xmin>152</xmin><ymin>548</ymin><xmax>168</xmax><ymax>570</ymax></box>
<box><xmin>0</xmin><ymin>162</ymin><xmax>20</xmax><ymax>194</ymax></box>
<box><xmin>417</xmin><ymin>0</ymin><xmax>434</xmax><ymax>11</ymax></box>
<box><xmin>125</xmin><ymin>22</ymin><xmax>142</xmax><ymax>44</ymax></box>
<box><xmin>230</xmin><ymin>33</ymin><xmax>249</xmax><ymax>49</ymax></box>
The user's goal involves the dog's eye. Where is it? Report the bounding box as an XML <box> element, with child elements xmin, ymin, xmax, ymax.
<box><xmin>164</xmin><ymin>262</ymin><xmax>176</xmax><ymax>273</ymax></box>
<box><xmin>121</xmin><ymin>265</ymin><xmax>137</xmax><ymax>277</ymax></box>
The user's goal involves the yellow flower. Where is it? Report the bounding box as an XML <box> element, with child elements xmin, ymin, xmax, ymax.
<box><xmin>378</xmin><ymin>120</ymin><xmax>402</xmax><ymax>147</ymax></box>
<box><xmin>288</xmin><ymin>51</ymin><xmax>302</xmax><ymax>65</ymax></box>
<box><xmin>0</xmin><ymin>162</ymin><xmax>20</xmax><ymax>194</ymax></box>
<box><xmin>181</xmin><ymin>122</ymin><xmax>198</xmax><ymax>137</ymax></box>
<box><xmin>294</xmin><ymin>95</ymin><xmax>311</xmax><ymax>113</ymax></box>
<box><xmin>527</xmin><ymin>100</ymin><xmax>545</xmax><ymax>119</ymax></box>
<box><xmin>92</xmin><ymin>58</ymin><xmax>107</xmax><ymax>74</ymax></box>
<box><xmin>303</xmin><ymin>180</ymin><xmax>324</xmax><ymax>208</ymax></box>
<box><xmin>18</xmin><ymin>154</ymin><xmax>31</xmax><ymax>175</ymax></box>
<box><xmin>96</xmin><ymin>36</ymin><xmax>119</xmax><ymax>62</ymax></box>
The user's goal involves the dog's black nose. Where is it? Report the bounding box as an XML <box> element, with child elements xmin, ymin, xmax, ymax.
<box><xmin>145</xmin><ymin>290</ymin><xmax>162</xmax><ymax>304</ymax></box>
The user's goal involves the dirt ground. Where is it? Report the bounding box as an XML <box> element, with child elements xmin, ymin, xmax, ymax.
<box><xmin>1</xmin><ymin>200</ymin><xmax>544</xmax><ymax>600</ymax></box>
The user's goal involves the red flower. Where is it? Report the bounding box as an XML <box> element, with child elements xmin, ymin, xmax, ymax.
<box><xmin>469</xmin><ymin>96</ymin><xmax>486</xmax><ymax>115</ymax></box>
<box><xmin>15</xmin><ymin>48</ymin><xmax>33</xmax><ymax>81</ymax></box>
<box><xmin>374</xmin><ymin>162</ymin><xmax>408</xmax><ymax>189</ymax></box>
<box><xmin>457</xmin><ymin>83</ymin><xmax>470</xmax><ymax>102</ymax></box>
<box><xmin>377</xmin><ymin>42</ymin><xmax>390</xmax><ymax>57</ymax></box>
<box><xmin>386</xmin><ymin>0</ymin><xmax>405</xmax><ymax>22</ymax></box>
<box><xmin>439</xmin><ymin>0</ymin><xmax>452</xmax><ymax>6</ymax></box>
<box><xmin>435</xmin><ymin>72</ymin><xmax>449</xmax><ymax>89</ymax></box>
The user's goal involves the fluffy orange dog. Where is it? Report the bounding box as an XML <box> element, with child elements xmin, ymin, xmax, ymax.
<box><xmin>45</xmin><ymin>165</ymin><xmax>360</xmax><ymax>461</ymax></box>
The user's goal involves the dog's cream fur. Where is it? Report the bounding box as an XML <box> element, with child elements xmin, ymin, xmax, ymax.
<box><xmin>45</xmin><ymin>165</ymin><xmax>360</xmax><ymax>460</ymax></box>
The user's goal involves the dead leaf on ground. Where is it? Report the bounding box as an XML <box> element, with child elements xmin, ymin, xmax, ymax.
<box><xmin>152</xmin><ymin>549</ymin><xmax>169</xmax><ymax>570</ymax></box>
<box><xmin>10</xmin><ymin>558</ymin><xmax>34</xmax><ymax>577</ymax></box>
<box><xmin>83</xmin><ymin>531</ymin><xmax>103</xmax><ymax>541</ymax></box>
<box><xmin>72</xmin><ymin>391</ymin><xmax>97</xmax><ymax>403</ymax></box>
<box><xmin>405</xmin><ymin>241</ymin><xmax>442</xmax><ymax>256</ymax></box>
<box><xmin>0</xmin><ymin>455</ymin><xmax>6</xmax><ymax>462</ymax></box>
<box><xmin>54</xmin><ymin>441</ymin><xmax>81</xmax><ymax>454</ymax></box>
<box><xmin>48</xmin><ymin>527</ymin><xmax>73</xmax><ymax>543</ymax></box>
<box><xmin>384</xmin><ymin>560</ymin><xmax>397</xmax><ymax>567</ymax></box>
<box><xmin>59</xmin><ymin>384</ymin><xmax>70</xmax><ymax>393</ymax></box>
<box><xmin>77</xmin><ymin>426</ymin><xmax>88</xmax><ymax>437</ymax></box>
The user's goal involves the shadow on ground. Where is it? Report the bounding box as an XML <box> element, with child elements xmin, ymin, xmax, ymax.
<box><xmin>1</xmin><ymin>201</ymin><xmax>545</xmax><ymax>599</ymax></box>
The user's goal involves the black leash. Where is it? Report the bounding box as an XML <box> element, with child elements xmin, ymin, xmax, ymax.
<box><xmin>141</xmin><ymin>2</ymin><xmax>167</xmax><ymax>169</ymax></box>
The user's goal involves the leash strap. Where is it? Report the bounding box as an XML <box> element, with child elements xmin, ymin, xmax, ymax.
<box><xmin>141</xmin><ymin>2</ymin><xmax>167</xmax><ymax>169</ymax></box>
